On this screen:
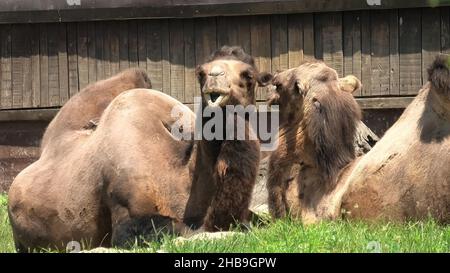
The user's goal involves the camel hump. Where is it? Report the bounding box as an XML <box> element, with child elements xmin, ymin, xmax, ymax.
<box><xmin>428</xmin><ymin>54</ymin><xmax>450</xmax><ymax>93</ymax></box>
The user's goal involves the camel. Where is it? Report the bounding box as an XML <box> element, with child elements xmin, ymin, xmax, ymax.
<box><xmin>41</xmin><ymin>68</ymin><xmax>152</xmax><ymax>150</ymax></box>
<box><xmin>266</xmin><ymin>56</ymin><xmax>450</xmax><ymax>224</ymax></box>
<box><xmin>8</xmin><ymin>46</ymin><xmax>272</xmax><ymax>252</ymax></box>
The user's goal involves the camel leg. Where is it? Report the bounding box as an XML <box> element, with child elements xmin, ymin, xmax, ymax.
<box><xmin>267</xmin><ymin>160</ymin><xmax>294</xmax><ymax>219</ymax></box>
<box><xmin>203</xmin><ymin>140</ymin><xmax>260</xmax><ymax>231</ymax></box>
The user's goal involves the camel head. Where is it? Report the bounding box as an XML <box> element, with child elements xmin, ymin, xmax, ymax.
<box><xmin>428</xmin><ymin>54</ymin><xmax>450</xmax><ymax>102</ymax></box>
<box><xmin>267</xmin><ymin>61</ymin><xmax>362</xmax><ymax>181</ymax></box>
<box><xmin>196</xmin><ymin>46</ymin><xmax>272</xmax><ymax>108</ymax></box>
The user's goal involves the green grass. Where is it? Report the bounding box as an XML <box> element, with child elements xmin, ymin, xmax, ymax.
<box><xmin>0</xmin><ymin>193</ymin><xmax>449</xmax><ymax>253</ymax></box>
<box><xmin>0</xmin><ymin>194</ymin><xmax>15</xmax><ymax>253</ymax></box>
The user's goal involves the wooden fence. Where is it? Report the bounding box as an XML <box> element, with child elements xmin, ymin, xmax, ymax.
<box><xmin>0</xmin><ymin>6</ymin><xmax>448</xmax><ymax>110</ymax></box>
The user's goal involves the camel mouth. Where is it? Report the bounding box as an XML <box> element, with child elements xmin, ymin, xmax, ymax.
<box><xmin>204</xmin><ymin>91</ymin><xmax>229</xmax><ymax>107</ymax></box>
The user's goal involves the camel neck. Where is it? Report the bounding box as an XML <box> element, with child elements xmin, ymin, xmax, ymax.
<box><xmin>428</xmin><ymin>87</ymin><xmax>450</xmax><ymax>121</ymax></box>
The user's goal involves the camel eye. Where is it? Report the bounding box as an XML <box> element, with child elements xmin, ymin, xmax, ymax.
<box><xmin>241</xmin><ymin>70</ymin><xmax>253</xmax><ymax>81</ymax></box>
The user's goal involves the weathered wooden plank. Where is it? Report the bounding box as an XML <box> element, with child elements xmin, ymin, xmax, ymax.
<box><xmin>0</xmin><ymin>108</ymin><xmax>58</xmax><ymax>122</ymax></box>
<box><xmin>399</xmin><ymin>8</ymin><xmax>422</xmax><ymax>95</ymax></box>
<box><xmin>251</xmin><ymin>16</ymin><xmax>271</xmax><ymax>100</ymax></box>
<box><xmin>360</xmin><ymin>10</ymin><xmax>371</xmax><ymax>96</ymax></box>
<box><xmin>356</xmin><ymin>96</ymin><xmax>414</xmax><ymax>109</ymax></box>
<box><xmin>87</xmin><ymin>22</ymin><xmax>96</xmax><ymax>84</ymax></box>
<box><xmin>110</xmin><ymin>21</ymin><xmax>120</xmax><ymax>76</ymax></box>
<box><xmin>389</xmin><ymin>9</ymin><xmax>400</xmax><ymax>95</ymax></box>
<box><xmin>137</xmin><ymin>20</ymin><xmax>147</xmax><ymax>71</ymax></box>
<box><xmin>370</xmin><ymin>10</ymin><xmax>390</xmax><ymax>96</ymax></box>
<box><xmin>67</xmin><ymin>22</ymin><xmax>79</xmax><ymax>97</ymax></box>
<box><xmin>422</xmin><ymin>8</ymin><xmax>441</xmax><ymax>84</ymax></box>
<box><xmin>302</xmin><ymin>13</ymin><xmax>315</xmax><ymax>60</ymax></box>
<box><xmin>39</xmin><ymin>24</ymin><xmax>49</xmax><ymax>106</ymax></box>
<box><xmin>195</xmin><ymin>17</ymin><xmax>217</xmax><ymax>93</ymax></box>
<box><xmin>58</xmin><ymin>23</ymin><xmax>69</xmax><ymax>104</ymax></box>
<box><xmin>30</xmin><ymin>24</ymin><xmax>40</xmax><ymax>107</ymax></box>
<box><xmin>316</xmin><ymin>12</ymin><xmax>343</xmax><ymax>77</ymax></box>
<box><xmin>119</xmin><ymin>22</ymin><xmax>129</xmax><ymax>71</ymax></box>
<box><xmin>77</xmin><ymin>22</ymin><xmax>89</xmax><ymax>90</ymax></box>
<box><xmin>161</xmin><ymin>20</ymin><xmax>171</xmax><ymax>94</ymax></box>
<box><xmin>217</xmin><ymin>16</ymin><xmax>251</xmax><ymax>52</ymax></box>
<box><xmin>95</xmin><ymin>21</ymin><xmax>105</xmax><ymax>81</ymax></box>
<box><xmin>216</xmin><ymin>17</ymin><xmax>232</xmax><ymax>47</ymax></box>
<box><xmin>146</xmin><ymin>20</ymin><xmax>163</xmax><ymax>91</ymax></box>
<box><xmin>1</xmin><ymin>0</ymin><xmax>450</xmax><ymax>24</ymax></box>
<box><xmin>237</xmin><ymin>16</ymin><xmax>252</xmax><ymax>54</ymax></box>
<box><xmin>184</xmin><ymin>19</ymin><xmax>196</xmax><ymax>103</ymax></box>
<box><xmin>0</xmin><ymin>25</ymin><xmax>12</xmax><ymax>109</ymax></box>
<box><xmin>195</xmin><ymin>17</ymin><xmax>217</xmax><ymax>65</ymax></box>
<box><xmin>47</xmin><ymin>24</ymin><xmax>60</xmax><ymax>106</ymax></box>
<box><xmin>441</xmin><ymin>7</ymin><xmax>450</xmax><ymax>54</ymax></box>
<box><xmin>128</xmin><ymin>20</ymin><xmax>139</xmax><ymax>68</ymax></box>
<box><xmin>287</xmin><ymin>13</ymin><xmax>304</xmax><ymax>68</ymax></box>
<box><xmin>22</xmin><ymin>25</ymin><xmax>33</xmax><ymax>108</ymax></box>
<box><xmin>103</xmin><ymin>22</ymin><xmax>112</xmax><ymax>78</ymax></box>
<box><xmin>169</xmin><ymin>19</ymin><xmax>185</xmax><ymax>101</ymax></box>
<box><xmin>343</xmin><ymin>11</ymin><xmax>362</xmax><ymax>96</ymax></box>
<box><xmin>11</xmin><ymin>24</ymin><xmax>30</xmax><ymax>108</ymax></box>
<box><xmin>271</xmin><ymin>14</ymin><xmax>288</xmax><ymax>72</ymax></box>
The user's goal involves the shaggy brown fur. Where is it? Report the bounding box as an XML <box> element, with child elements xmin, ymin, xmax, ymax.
<box><xmin>8</xmin><ymin>46</ymin><xmax>270</xmax><ymax>251</ymax></box>
<box><xmin>266</xmin><ymin>61</ymin><xmax>362</xmax><ymax>218</ymax></box>
<box><xmin>267</xmin><ymin>56</ymin><xmax>450</xmax><ymax>224</ymax></box>
<box><xmin>195</xmin><ymin>46</ymin><xmax>272</xmax><ymax>231</ymax></box>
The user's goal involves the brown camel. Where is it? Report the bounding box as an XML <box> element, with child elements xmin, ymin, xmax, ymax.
<box><xmin>266</xmin><ymin>56</ymin><xmax>450</xmax><ymax>224</ymax></box>
<box><xmin>8</xmin><ymin>46</ymin><xmax>271</xmax><ymax>252</ymax></box>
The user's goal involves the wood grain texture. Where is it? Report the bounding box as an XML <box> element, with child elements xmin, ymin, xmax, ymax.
<box><xmin>87</xmin><ymin>22</ymin><xmax>96</xmax><ymax>84</ymax></box>
<box><xmin>195</xmin><ymin>17</ymin><xmax>217</xmax><ymax>93</ymax></box>
<box><xmin>399</xmin><ymin>8</ymin><xmax>422</xmax><ymax>95</ymax></box>
<box><xmin>389</xmin><ymin>9</ymin><xmax>400</xmax><ymax>95</ymax></box>
<box><xmin>77</xmin><ymin>22</ymin><xmax>89</xmax><ymax>90</ymax></box>
<box><xmin>251</xmin><ymin>16</ymin><xmax>271</xmax><ymax>100</ymax></box>
<box><xmin>67</xmin><ymin>22</ymin><xmax>79</xmax><ymax>98</ymax></box>
<box><xmin>287</xmin><ymin>14</ymin><xmax>304</xmax><ymax>68</ymax></box>
<box><xmin>30</xmin><ymin>24</ymin><xmax>40</xmax><ymax>107</ymax></box>
<box><xmin>271</xmin><ymin>14</ymin><xmax>288</xmax><ymax>72</ymax></box>
<box><xmin>38</xmin><ymin>24</ymin><xmax>49</xmax><ymax>107</ymax></box>
<box><xmin>0</xmin><ymin>8</ymin><xmax>447</xmax><ymax>110</ymax></box>
<box><xmin>422</xmin><ymin>8</ymin><xmax>441</xmax><ymax>84</ymax></box>
<box><xmin>343</xmin><ymin>11</ymin><xmax>362</xmax><ymax>96</ymax></box>
<box><xmin>146</xmin><ymin>20</ymin><xmax>163</xmax><ymax>91</ymax></box>
<box><xmin>316</xmin><ymin>12</ymin><xmax>343</xmax><ymax>77</ymax></box>
<box><xmin>47</xmin><ymin>24</ymin><xmax>60</xmax><ymax>106</ymax></box>
<box><xmin>370</xmin><ymin>10</ymin><xmax>390</xmax><ymax>96</ymax></box>
<box><xmin>57</xmin><ymin>24</ymin><xmax>69</xmax><ymax>105</ymax></box>
<box><xmin>169</xmin><ymin>19</ymin><xmax>185</xmax><ymax>101</ymax></box>
<box><xmin>128</xmin><ymin>20</ymin><xmax>139</xmax><ymax>68</ymax></box>
<box><xmin>184</xmin><ymin>19</ymin><xmax>196</xmax><ymax>103</ymax></box>
<box><xmin>360</xmin><ymin>10</ymin><xmax>372</xmax><ymax>97</ymax></box>
<box><xmin>95</xmin><ymin>21</ymin><xmax>105</xmax><ymax>81</ymax></box>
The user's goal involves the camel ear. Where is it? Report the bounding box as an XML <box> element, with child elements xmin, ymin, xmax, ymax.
<box><xmin>338</xmin><ymin>75</ymin><xmax>362</xmax><ymax>94</ymax></box>
<box><xmin>257</xmin><ymin>72</ymin><xmax>273</xmax><ymax>87</ymax></box>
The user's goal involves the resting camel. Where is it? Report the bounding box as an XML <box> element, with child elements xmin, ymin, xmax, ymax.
<box><xmin>8</xmin><ymin>46</ymin><xmax>272</xmax><ymax>252</ymax></box>
<box><xmin>41</xmin><ymin>68</ymin><xmax>152</xmax><ymax>150</ymax></box>
<box><xmin>266</xmin><ymin>56</ymin><xmax>450</xmax><ymax>224</ymax></box>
